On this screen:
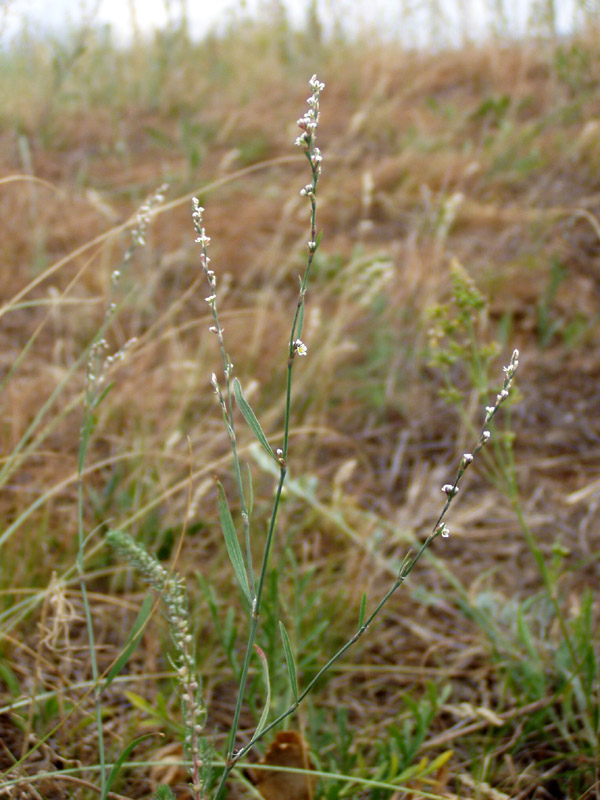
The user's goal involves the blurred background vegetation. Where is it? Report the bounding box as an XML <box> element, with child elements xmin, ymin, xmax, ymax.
<box><xmin>0</xmin><ymin>1</ymin><xmax>599</xmax><ymax>798</ymax></box>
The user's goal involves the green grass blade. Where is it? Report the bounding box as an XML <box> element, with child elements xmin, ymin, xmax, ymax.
<box><xmin>102</xmin><ymin>594</ymin><xmax>153</xmax><ymax>691</ymax></box>
<box><xmin>0</xmin><ymin>659</ymin><xmax>20</xmax><ymax>696</ymax></box>
<box><xmin>217</xmin><ymin>480</ymin><xmax>252</xmax><ymax>605</ymax></box>
<box><xmin>358</xmin><ymin>592</ymin><xmax>367</xmax><ymax>629</ymax></box>
<box><xmin>253</xmin><ymin>644</ymin><xmax>271</xmax><ymax>739</ymax></box>
<box><xmin>279</xmin><ymin>620</ymin><xmax>298</xmax><ymax>702</ymax></box>
<box><xmin>233</xmin><ymin>378</ymin><xmax>276</xmax><ymax>462</ymax></box>
<box><xmin>102</xmin><ymin>732</ymin><xmax>155</xmax><ymax>800</ymax></box>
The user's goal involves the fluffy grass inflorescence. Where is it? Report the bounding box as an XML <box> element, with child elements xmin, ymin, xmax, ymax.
<box><xmin>1</xmin><ymin>15</ymin><xmax>599</xmax><ymax>800</ymax></box>
<box><xmin>106</xmin><ymin>530</ymin><xmax>210</xmax><ymax>798</ymax></box>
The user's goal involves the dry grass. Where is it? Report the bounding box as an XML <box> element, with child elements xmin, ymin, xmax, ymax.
<box><xmin>1</xmin><ymin>17</ymin><xmax>599</xmax><ymax>800</ymax></box>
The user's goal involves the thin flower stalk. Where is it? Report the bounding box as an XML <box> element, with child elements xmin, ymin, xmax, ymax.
<box><xmin>193</xmin><ymin>200</ymin><xmax>254</xmax><ymax>597</ymax></box>
<box><xmin>283</xmin><ymin>74</ymin><xmax>325</xmax><ymax>459</ymax></box>
<box><xmin>211</xmin><ymin>75</ymin><xmax>325</xmax><ymax>800</ymax></box>
<box><xmin>227</xmin><ymin>349</ymin><xmax>521</xmax><ymax>765</ymax></box>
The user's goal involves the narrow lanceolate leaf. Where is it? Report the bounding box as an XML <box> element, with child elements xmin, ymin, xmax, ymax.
<box><xmin>103</xmin><ymin>594</ymin><xmax>153</xmax><ymax>691</ymax></box>
<box><xmin>233</xmin><ymin>378</ymin><xmax>277</xmax><ymax>462</ymax></box>
<box><xmin>217</xmin><ymin>480</ymin><xmax>251</xmax><ymax>605</ymax></box>
<box><xmin>279</xmin><ymin>621</ymin><xmax>298</xmax><ymax>702</ymax></box>
<box><xmin>358</xmin><ymin>592</ymin><xmax>367</xmax><ymax>630</ymax></box>
<box><xmin>102</xmin><ymin>733</ymin><xmax>156</xmax><ymax>800</ymax></box>
<box><xmin>253</xmin><ymin>644</ymin><xmax>271</xmax><ymax>739</ymax></box>
<box><xmin>95</xmin><ymin>381</ymin><xmax>114</xmax><ymax>409</ymax></box>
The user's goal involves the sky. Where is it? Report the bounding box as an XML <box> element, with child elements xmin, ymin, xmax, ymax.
<box><xmin>0</xmin><ymin>0</ymin><xmax>584</xmax><ymax>47</ymax></box>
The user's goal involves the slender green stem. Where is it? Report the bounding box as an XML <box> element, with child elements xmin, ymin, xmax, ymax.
<box><xmin>225</xmin><ymin>465</ymin><xmax>286</xmax><ymax>758</ymax></box>
<box><xmin>77</xmin><ymin>411</ymin><xmax>106</xmax><ymax>795</ymax></box>
<box><xmin>214</xmin><ymin>466</ymin><xmax>287</xmax><ymax>800</ymax></box>
<box><xmin>215</xmin><ymin>83</ymin><xmax>324</xmax><ymax>800</ymax></box>
<box><xmin>214</xmin><ymin>78</ymin><xmax>327</xmax><ymax>799</ymax></box>
<box><xmin>221</xmin><ymin>352</ymin><xmax>520</xmax><ymax>773</ymax></box>
<box><xmin>228</xmin><ymin>526</ymin><xmax>444</xmax><ymax>765</ymax></box>
<box><xmin>282</xmin><ymin>152</ymin><xmax>319</xmax><ymax>458</ymax></box>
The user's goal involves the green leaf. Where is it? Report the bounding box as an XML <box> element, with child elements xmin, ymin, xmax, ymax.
<box><xmin>102</xmin><ymin>733</ymin><xmax>156</xmax><ymax>800</ymax></box>
<box><xmin>95</xmin><ymin>381</ymin><xmax>114</xmax><ymax>408</ymax></box>
<box><xmin>279</xmin><ymin>621</ymin><xmax>298</xmax><ymax>702</ymax></box>
<box><xmin>0</xmin><ymin>659</ymin><xmax>20</xmax><ymax>696</ymax></box>
<box><xmin>358</xmin><ymin>592</ymin><xmax>367</xmax><ymax>630</ymax></box>
<box><xmin>253</xmin><ymin>644</ymin><xmax>271</xmax><ymax>739</ymax></box>
<box><xmin>217</xmin><ymin>480</ymin><xmax>252</xmax><ymax>605</ymax></box>
<box><xmin>124</xmin><ymin>690</ymin><xmax>160</xmax><ymax>718</ymax></box>
<box><xmin>233</xmin><ymin>378</ymin><xmax>277</xmax><ymax>462</ymax></box>
<box><xmin>103</xmin><ymin>594</ymin><xmax>153</xmax><ymax>691</ymax></box>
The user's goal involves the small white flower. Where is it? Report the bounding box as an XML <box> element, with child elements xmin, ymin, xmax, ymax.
<box><xmin>294</xmin><ymin>339</ymin><xmax>308</xmax><ymax>356</ymax></box>
<box><xmin>441</xmin><ymin>484</ymin><xmax>459</xmax><ymax>496</ymax></box>
<box><xmin>309</xmin><ymin>75</ymin><xmax>325</xmax><ymax>93</ymax></box>
<box><xmin>195</xmin><ymin>229</ymin><xmax>210</xmax><ymax>247</ymax></box>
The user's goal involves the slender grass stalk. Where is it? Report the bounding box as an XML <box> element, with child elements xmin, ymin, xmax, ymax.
<box><xmin>75</xmin><ymin>185</ymin><xmax>166</xmax><ymax>795</ymax></box>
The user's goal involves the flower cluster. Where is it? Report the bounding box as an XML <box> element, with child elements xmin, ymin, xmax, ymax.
<box><xmin>192</xmin><ymin>198</ymin><xmax>214</xmax><ymax>282</ymax></box>
<box><xmin>192</xmin><ymin>198</ymin><xmax>235</xmax><ymax>397</ymax></box>
<box><xmin>436</xmin><ymin>349</ymin><xmax>521</xmax><ymax>541</ymax></box>
<box><xmin>132</xmin><ymin>183</ymin><xmax>167</xmax><ymax>247</ymax></box>
<box><xmin>295</xmin><ymin>75</ymin><xmax>325</xmax><ymax>147</ymax></box>
<box><xmin>484</xmin><ymin>349</ymin><xmax>520</xmax><ymax>425</ymax></box>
